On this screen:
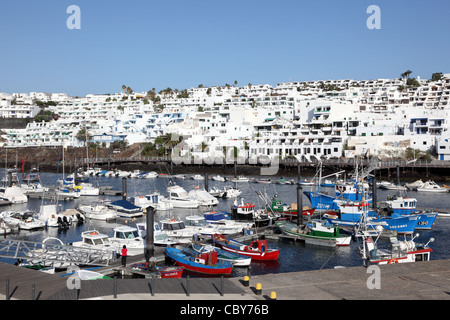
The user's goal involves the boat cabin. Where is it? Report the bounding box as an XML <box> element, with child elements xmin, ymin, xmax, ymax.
<box><xmin>81</xmin><ymin>231</ymin><xmax>111</xmax><ymax>246</ymax></box>
<box><xmin>245</xmin><ymin>240</ymin><xmax>268</xmax><ymax>252</ymax></box>
<box><xmin>194</xmin><ymin>251</ymin><xmax>218</xmax><ymax>266</ymax></box>
<box><xmin>161</xmin><ymin>220</ymin><xmax>186</xmax><ymax>231</ymax></box>
<box><xmin>113</xmin><ymin>226</ymin><xmax>140</xmax><ymax>240</ymax></box>
<box><xmin>185</xmin><ymin>215</ymin><xmax>209</xmax><ymax>227</ymax></box>
<box><xmin>384</xmin><ymin>196</ymin><xmax>417</xmax><ymax>215</ymax></box>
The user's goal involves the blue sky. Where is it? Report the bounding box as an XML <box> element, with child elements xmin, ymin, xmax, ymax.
<box><xmin>0</xmin><ymin>0</ymin><xmax>449</xmax><ymax>96</ymax></box>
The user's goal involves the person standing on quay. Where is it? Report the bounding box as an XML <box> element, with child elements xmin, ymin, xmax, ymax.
<box><xmin>121</xmin><ymin>245</ymin><xmax>128</xmax><ymax>267</ymax></box>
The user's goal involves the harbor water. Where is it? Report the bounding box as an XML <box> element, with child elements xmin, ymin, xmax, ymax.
<box><xmin>1</xmin><ymin>171</ymin><xmax>449</xmax><ymax>277</ymax></box>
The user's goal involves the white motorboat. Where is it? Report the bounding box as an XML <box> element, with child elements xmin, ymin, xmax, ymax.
<box><xmin>135</xmin><ymin>222</ymin><xmax>180</xmax><ymax>246</ymax></box>
<box><xmin>212</xmin><ymin>175</ymin><xmax>225</xmax><ymax>182</ymax></box>
<box><xmin>416</xmin><ymin>180</ymin><xmax>448</xmax><ymax>193</ymax></box>
<box><xmin>222</xmin><ymin>186</ymin><xmax>242</xmax><ymax>198</ymax></box>
<box><xmin>20</xmin><ymin>171</ymin><xmax>48</xmax><ymax>194</ymax></box>
<box><xmin>71</xmin><ymin>230</ymin><xmax>118</xmax><ymax>258</ymax></box>
<box><xmin>109</xmin><ymin>225</ymin><xmax>145</xmax><ymax>256</ymax></box>
<box><xmin>106</xmin><ymin>200</ymin><xmax>144</xmax><ymax>218</ymax></box>
<box><xmin>380</xmin><ymin>183</ymin><xmax>407</xmax><ymax>191</ymax></box>
<box><xmin>129</xmin><ymin>170</ymin><xmax>142</xmax><ymax>178</ymax></box>
<box><xmin>185</xmin><ymin>215</ymin><xmax>248</xmax><ymax>235</ymax></box>
<box><xmin>37</xmin><ymin>204</ymin><xmax>73</xmax><ymax>228</ymax></box>
<box><xmin>78</xmin><ymin>202</ymin><xmax>117</xmax><ymax>221</ymax></box>
<box><xmin>191</xmin><ymin>174</ymin><xmax>204</xmax><ymax>180</ymax></box>
<box><xmin>159</xmin><ymin>218</ymin><xmax>199</xmax><ymax>243</ymax></box>
<box><xmin>405</xmin><ymin>179</ymin><xmax>425</xmax><ymax>190</ymax></box>
<box><xmin>188</xmin><ymin>188</ymin><xmax>219</xmax><ymax>206</ymax></box>
<box><xmin>143</xmin><ymin>171</ymin><xmax>158</xmax><ymax>178</ymax></box>
<box><xmin>229</xmin><ymin>175</ymin><xmax>249</xmax><ymax>183</ymax></box>
<box><xmin>0</xmin><ymin>210</ymin><xmax>45</xmax><ymax>230</ymax></box>
<box><xmin>115</xmin><ymin>170</ymin><xmax>131</xmax><ymax>177</ymax></box>
<box><xmin>0</xmin><ymin>186</ymin><xmax>28</xmax><ymax>204</ymax></box>
<box><xmin>133</xmin><ymin>192</ymin><xmax>173</xmax><ymax>211</ymax></box>
<box><xmin>59</xmin><ymin>208</ymin><xmax>85</xmax><ymax>224</ymax></box>
<box><xmin>166</xmin><ymin>185</ymin><xmax>200</xmax><ymax>208</ymax></box>
<box><xmin>174</xmin><ymin>174</ymin><xmax>186</xmax><ymax>179</ymax></box>
<box><xmin>209</xmin><ymin>186</ymin><xmax>225</xmax><ymax>198</ymax></box>
<box><xmin>73</xmin><ymin>183</ymin><xmax>100</xmax><ymax>196</ymax></box>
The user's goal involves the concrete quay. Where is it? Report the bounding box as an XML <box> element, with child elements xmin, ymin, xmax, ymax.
<box><xmin>87</xmin><ymin>259</ymin><xmax>450</xmax><ymax>300</ymax></box>
<box><xmin>1</xmin><ymin>259</ymin><xmax>450</xmax><ymax>300</ymax></box>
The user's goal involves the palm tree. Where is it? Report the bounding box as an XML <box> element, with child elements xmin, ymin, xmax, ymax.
<box><xmin>401</xmin><ymin>70</ymin><xmax>412</xmax><ymax>79</ymax></box>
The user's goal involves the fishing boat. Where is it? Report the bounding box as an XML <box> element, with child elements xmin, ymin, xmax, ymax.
<box><xmin>359</xmin><ymin>233</ymin><xmax>434</xmax><ymax>265</ymax></box>
<box><xmin>131</xmin><ymin>261</ymin><xmax>184</xmax><ymax>278</ymax></box>
<box><xmin>212</xmin><ymin>234</ymin><xmax>280</xmax><ymax>261</ymax></box>
<box><xmin>109</xmin><ymin>225</ymin><xmax>145</xmax><ymax>256</ymax></box>
<box><xmin>135</xmin><ymin>222</ymin><xmax>180</xmax><ymax>246</ymax></box>
<box><xmin>165</xmin><ymin>246</ymin><xmax>233</xmax><ymax>275</ymax></box>
<box><xmin>268</xmin><ymin>194</ymin><xmax>315</xmax><ymax>218</ymax></box>
<box><xmin>379</xmin><ymin>195</ymin><xmax>437</xmax><ymax>230</ymax></box>
<box><xmin>191</xmin><ymin>241</ymin><xmax>251</xmax><ymax>267</ymax></box>
<box><xmin>275</xmin><ymin>219</ymin><xmax>351</xmax><ymax>247</ymax></box>
<box><xmin>78</xmin><ymin>202</ymin><xmax>117</xmax><ymax>221</ymax></box>
<box><xmin>416</xmin><ymin>181</ymin><xmax>448</xmax><ymax>193</ymax></box>
<box><xmin>166</xmin><ymin>184</ymin><xmax>201</xmax><ymax>208</ymax></box>
<box><xmin>304</xmin><ymin>180</ymin><xmax>371</xmax><ymax>211</ymax></box>
<box><xmin>231</xmin><ymin>198</ymin><xmax>280</xmax><ymax>227</ymax></box>
<box><xmin>323</xmin><ymin>200</ymin><xmax>419</xmax><ymax>234</ymax></box>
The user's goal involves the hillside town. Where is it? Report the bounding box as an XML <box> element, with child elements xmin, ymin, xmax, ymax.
<box><xmin>1</xmin><ymin>72</ymin><xmax>450</xmax><ymax>163</ymax></box>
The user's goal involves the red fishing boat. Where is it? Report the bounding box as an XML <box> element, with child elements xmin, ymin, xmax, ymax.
<box><xmin>212</xmin><ymin>234</ymin><xmax>280</xmax><ymax>261</ymax></box>
<box><xmin>132</xmin><ymin>262</ymin><xmax>184</xmax><ymax>278</ymax></box>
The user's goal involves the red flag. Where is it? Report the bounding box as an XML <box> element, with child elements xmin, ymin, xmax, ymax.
<box><xmin>22</xmin><ymin>158</ymin><xmax>25</xmax><ymax>172</ymax></box>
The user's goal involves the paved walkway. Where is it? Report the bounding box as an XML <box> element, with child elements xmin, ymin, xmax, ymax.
<box><xmin>2</xmin><ymin>259</ymin><xmax>450</xmax><ymax>300</ymax></box>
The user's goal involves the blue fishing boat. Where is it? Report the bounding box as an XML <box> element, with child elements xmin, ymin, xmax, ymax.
<box><xmin>323</xmin><ymin>201</ymin><xmax>418</xmax><ymax>234</ymax></box>
<box><xmin>165</xmin><ymin>246</ymin><xmax>233</xmax><ymax>275</ymax></box>
<box><xmin>379</xmin><ymin>196</ymin><xmax>437</xmax><ymax>230</ymax></box>
<box><xmin>191</xmin><ymin>242</ymin><xmax>251</xmax><ymax>267</ymax></box>
<box><xmin>304</xmin><ymin>181</ymin><xmax>372</xmax><ymax>211</ymax></box>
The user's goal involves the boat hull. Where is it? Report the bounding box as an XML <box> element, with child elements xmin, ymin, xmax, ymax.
<box><xmin>165</xmin><ymin>247</ymin><xmax>233</xmax><ymax>275</ymax></box>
